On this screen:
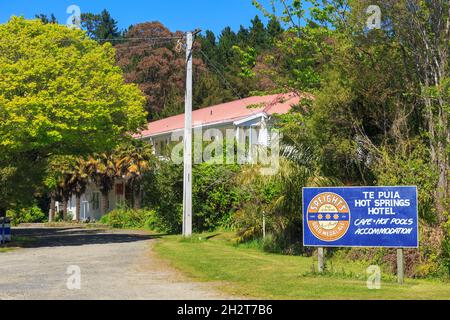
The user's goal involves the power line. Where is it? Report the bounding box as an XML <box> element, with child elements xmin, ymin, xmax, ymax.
<box><xmin>0</xmin><ymin>35</ymin><xmax>185</xmax><ymax>44</ymax></box>
<box><xmin>0</xmin><ymin>35</ymin><xmax>184</xmax><ymax>55</ymax></box>
<box><xmin>114</xmin><ymin>39</ymin><xmax>182</xmax><ymax>52</ymax></box>
<box><xmin>96</xmin><ymin>36</ymin><xmax>185</xmax><ymax>42</ymax></box>
<box><xmin>199</xmin><ymin>49</ymin><xmax>242</xmax><ymax>100</ymax></box>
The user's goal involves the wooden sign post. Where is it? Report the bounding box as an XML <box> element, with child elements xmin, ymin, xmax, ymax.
<box><xmin>397</xmin><ymin>248</ymin><xmax>404</xmax><ymax>284</ymax></box>
<box><xmin>303</xmin><ymin>187</ymin><xmax>419</xmax><ymax>285</ymax></box>
<box><xmin>318</xmin><ymin>247</ymin><xmax>325</xmax><ymax>273</ymax></box>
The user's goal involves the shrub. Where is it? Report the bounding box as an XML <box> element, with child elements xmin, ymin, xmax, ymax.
<box><xmin>100</xmin><ymin>207</ymin><xmax>158</xmax><ymax>230</ymax></box>
<box><xmin>232</xmin><ymin>161</ymin><xmax>310</xmax><ymax>255</ymax></box>
<box><xmin>142</xmin><ymin>162</ymin><xmax>183</xmax><ymax>233</ymax></box>
<box><xmin>142</xmin><ymin>161</ymin><xmax>241</xmax><ymax>233</ymax></box>
<box><xmin>192</xmin><ymin>163</ymin><xmax>241</xmax><ymax>232</ymax></box>
<box><xmin>373</xmin><ymin>141</ymin><xmax>439</xmax><ymax>224</ymax></box>
<box><xmin>6</xmin><ymin>205</ymin><xmax>47</xmax><ymax>226</ymax></box>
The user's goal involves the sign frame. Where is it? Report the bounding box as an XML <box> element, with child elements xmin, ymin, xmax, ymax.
<box><xmin>302</xmin><ymin>186</ymin><xmax>419</xmax><ymax>249</ymax></box>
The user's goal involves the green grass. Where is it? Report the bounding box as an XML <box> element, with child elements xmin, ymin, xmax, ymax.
<box><xmin>154</xmin><ymin>233</ymin><xmax>450</xmax><ymax>300</ymax></box>
<box><xmin>0</xmin><ymin>236</ymin><xmax>37</xmax><ymax>253</ymax></box>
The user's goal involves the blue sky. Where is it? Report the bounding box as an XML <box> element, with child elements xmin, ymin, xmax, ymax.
<box><xmin>0</xmin><ymin>0</ymin><xmax>278</xmax><ymax>35</ymax></box>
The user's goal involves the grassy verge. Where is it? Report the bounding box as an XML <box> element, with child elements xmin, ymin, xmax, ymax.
<box><xmin>154</xmin><ymin>233</ymin><xmax>450</xmax><ymax>300</ymax></box>
<box><xmin>0</xmin><ymin>236</ymin><xmax>37</xmax><ymax>253</ymax></box>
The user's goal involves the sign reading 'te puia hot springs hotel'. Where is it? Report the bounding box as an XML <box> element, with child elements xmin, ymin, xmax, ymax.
<box><xmin>303</xmin><ymin>187</ymin><xmax>419</xmax><ymax>248</ymax></box>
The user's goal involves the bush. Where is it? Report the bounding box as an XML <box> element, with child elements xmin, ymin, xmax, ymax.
<box><xmin>100</xmin><ymin>207</ymin><xmax>158</xmax><ymax>230</ymax></box>
<box><xmin>192</xmin><ymin>163</ymin><xmax>241</xmax><ymax>232</ymax></box>
<box><xmin>232</xmin><ymin>161</ymin><xmax>310</xmax><ymax>255</ymax></box>
<box><xmin>142</xmin><ymin>161</ymin><xmax>241</xmax><ymax>233</ymax></box>
<box><xmin>142</xmin><ymin>162</ymin><xmax>183</xmax><ymax>233</ymax></box>
<box><xmin>373</xmin><ymin>141</ymin><xmax>439</xmax><ymax>224</ymax></box>
<box><xmin>6</xmin><ymin>205</ymin><xmax>47</xmax><ymax>226</ymax></box>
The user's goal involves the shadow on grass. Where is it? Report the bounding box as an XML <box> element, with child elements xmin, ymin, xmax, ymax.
<box><xmin>7</xmin><ymin>227</ymin><xmax>165</xmax><ymax>249</ymax></box>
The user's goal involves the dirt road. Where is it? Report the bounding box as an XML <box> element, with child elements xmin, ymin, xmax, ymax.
<box><xmin>0</xmin><ymin>226</ymin><xmax>230</xmax><ymax>300</ymax></box>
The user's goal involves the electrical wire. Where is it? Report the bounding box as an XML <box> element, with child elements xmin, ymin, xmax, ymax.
<box><xmin>0</xmin><ymin>35</ymin><xmax>185</xmax><ymax>44</ymax></box>
<box><xmin>199</xmin><ymin>49</ymin><xmax>242</xmax><ymax>100</ymax></box>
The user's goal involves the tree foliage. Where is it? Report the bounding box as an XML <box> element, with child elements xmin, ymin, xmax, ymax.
<box><xmin>0</xmin><ymin>17</ymin><xmax>147</xmax><ymax>212</ymax></box>
<box><xmin>249</xmin><ymin>0</ymin><xmax>449</xmax><ymax>276</ymax></box>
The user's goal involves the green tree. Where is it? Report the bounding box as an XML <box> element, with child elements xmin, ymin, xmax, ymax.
<box><xmin>81</xmin><ymin>9</ymin><xmax>121</xmax><ymax>41</ymax></box>
<box><xmin>217</xmin><ymin>27</ymin><xmax>239</xmax><ymax>69</ymax></box>
<box><xmin>116</xmin><ymin>140</ymin><xmax>154</xmax><ymax>209</ymax></box>
<box><xmin>86</xmin><ymin>153</ymin><xmax>119</xmax><ymax>216</ymax></box>
<box><xmin>381</xmin><ymin>0</ymin><xmax>449</xmax><ymax>222</ymax></box>
<box><xmin>249</xmin><ymin>15</ymin><xmax>268</xmax><ymax>49</ymax></box>
<box><xmin>237</xmin><ymin>25</ymin><xmax>250</xmax><ymax>46</ymax></box>
<box><xmin>0</xmin><ymin>17</ymin><xmax>146</xmax><ymax>212</ymax></box>
<box><xmin>66</xmin><ymin>157</ymin><xmax>90</xmax><ymax>221</ymax></box>
<box><xmin>199</xmin><ymin>30</ymin><xmax>218</xmax><ymax>65</ymax></box>
<box><xmin>0</xmin><ymin>153</ymin><xmax>46</xmax><ymax>218</ymax></box>
<box><xmin>252</xmin><ymin>0</ymin><xmax>334</xmax><ymax>90</ymax></box>
<box><xmin>44</xmin><ymin>155</ymin><xmax>78</xmax><ymax>221</ymax></box>
<box><xmin>267</xmin><ymin>16</ymin><xmax>283</xmax><ymax>40</ymax></box>
<box><xmin>116</xmin><ymin>22</ymin><xmax>206</xmax><ymax>119</ymax></box>
<box><xmin>35</xmin><ymin>13</ymin><xmax>57</xmax><ymax>24</ymax></box>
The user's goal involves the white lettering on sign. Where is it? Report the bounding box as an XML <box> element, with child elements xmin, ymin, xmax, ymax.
<box><xmin>353</xmin><ymin>189</ymin><xmax>413</xmax><ymax>237</ymax></box>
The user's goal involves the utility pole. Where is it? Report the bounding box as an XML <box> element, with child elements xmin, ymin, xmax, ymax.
<box><xmin>182</xmin><ymin>31</ymin><xmax>194</xmax><ymax>237</ymax></box>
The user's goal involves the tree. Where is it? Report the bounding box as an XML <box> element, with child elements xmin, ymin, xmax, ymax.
<box><xmin>382</xmin><ymin>0</ymin><xmax>449</xmax><ymax>222</ymax></box>
<box><xmin>0</xmin><ymin>17</ymin><xmax>146</xmax><ymax>212</ymax></box>
<box><xmin>66</xmin><ymin>158</ymin><xmax>90</xmax><ymax>221</ymax></box>
<box><xmin>0</xmin><ymin>152</ymin><xmax>46</xmax><ymax>218</ymax></box>
<box><xmin>35</xmin><ymin>14</ymin><xmax>57</xmax><ymax>24</ymax></box>
<box><xmin>267</xmin><ymin>16</ymin><xmax>283</xmax><ymax>40</ymax></box>
<box><xmin>116</xmin><ymin>141</ymin><xmax>154</xmax><ymax>208</ymax></box>
<box><xmin>252</xmin><ymin>0</ymin><xmax>334</xmax><ymax>90</ymax></box>
<box><xmin>249</xmin><ymin>15</ymin><xmax>268</xmax><ymax>49</ymax></box>
<box><xmin>250</xmin><ymin>0</ymin><xmax>449</xmax><ymax>274</ymax></box>
<box><xmin>199</xmin><ymin>30</ymin><xmax>218</xmax><ymax>64</ymax></box>
<box><xmin>237</xmin><ymin>26</ymin><xmax>250</xmax><ymax>46</ymax></box>
<box><xmin>86</xmin><ymin>153</ymin><xmax>119</xmax><ymax>216</ymax></box>
<box><xmin>217</xmin><ymin>27</ymin><xmax>239</xmax><ymax>69</ymax></box>
<box><xmin>116</xmin><ymin>22</ymin><xmax>206</xmax><ymax>119</ymax></box>
<box><xmin>81</xmin><ymin>9</ymin><xmax>121</xmax><ymax>41</ymax></box>
<box><xmin>44</xmin><ymin>155</ymin><xmax>77</xmax><ymax>221</ymax></box>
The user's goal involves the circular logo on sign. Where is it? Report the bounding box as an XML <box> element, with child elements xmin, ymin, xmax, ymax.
<box><xmin>307</xmin><ymin>192</ymin><xmax>350</xmax><ymax>242</ymax></box>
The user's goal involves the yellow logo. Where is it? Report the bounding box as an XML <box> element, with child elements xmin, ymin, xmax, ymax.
<box><xmin>307</xmin><ymin>192</ymin><xmax>350</xmax><ymax>242</ymax></box>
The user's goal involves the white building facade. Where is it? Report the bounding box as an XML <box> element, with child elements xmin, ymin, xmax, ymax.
<box><xmin>63</xmin><ymin>93</ymin><xmax>300</xmax><ymax>221</ymax></box>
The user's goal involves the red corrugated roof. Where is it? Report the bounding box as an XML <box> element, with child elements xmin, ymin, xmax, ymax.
<box><xmin>137</xmin><ymin>93</ymin><xmax>301</xmax><ymax>138</ymax></box>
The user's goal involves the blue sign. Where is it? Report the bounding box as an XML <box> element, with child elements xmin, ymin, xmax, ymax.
<box><xmin>0</xmin><ymin>221</ymin><xmax>11</xmax><ymax>242</ymax></box>
<box><xmin>302</xmin><ymin>187</ymin><xmax>418</xmax><ymax>248</ymax></box>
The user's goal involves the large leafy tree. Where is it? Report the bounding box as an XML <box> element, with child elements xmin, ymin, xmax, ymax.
<box><xmin>116</xmin><ymin>22</ymin><xmax>207</xmax><ymax>119</ymax></box>
<box><xmin>0</xmin><ymin>17</ymin><xmax>147</xmax><ymax>213</ymax></box>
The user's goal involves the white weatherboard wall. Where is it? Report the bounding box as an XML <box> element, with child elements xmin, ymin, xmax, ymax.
<box><xmin>67</xmin><ymin>116</ymin><xmax>273</xmax><ymax>220</ymax></box>
<box><xmin>64</xmin><ymin>180</ymin><xmax>127</xmax><ymax>221</ymax></box>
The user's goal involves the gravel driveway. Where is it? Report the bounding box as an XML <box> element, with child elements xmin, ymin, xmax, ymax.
<box><xmin>0</xmin><ymin>226</ymin><xmax>230</xmax><ymax>300</ymax></box>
